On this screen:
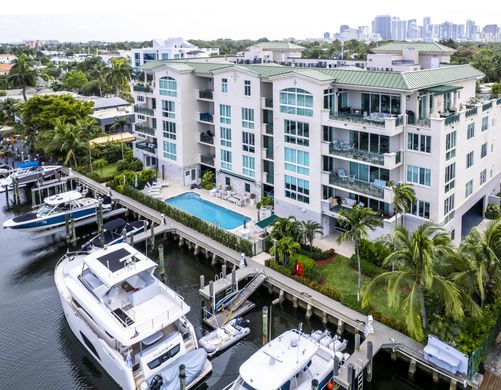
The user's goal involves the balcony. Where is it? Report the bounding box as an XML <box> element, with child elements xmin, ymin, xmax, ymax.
<box><xmin>324</xmin><ymin>110</ymin><xmax>403</xmax><ymax>135</ymax></box>
<box><xmin>134</xmin><ymin>105</ymin><xmax>155</xmax><ymax>116</ymax></box>
<box><xmin>262</xmin><ymin>171</ymin><xmax>274</xmax><ymax>185</ymax></box>
<box><xmin>135</xmin><ymin>124</ymin><xmax>156</xmax><ymax>136</ymax></box>
<box><xmin>200</xmin><ymin>154</ymin><xmax>215</xmax><ymax>167</ymax></box>
<box><xmin>465</xmin><ymin>106</ymin><xmax>478</xmax><ymax>118</ymax></box>
<box><xmin>328</xmin><ymin>143</ymin><xmax>402</xmax><ymax>169</ymax></box>
<box><xmin>483</xmin><ymin>102</ymin><xmax>493</xmax><ymax>111</ymax></box>
<box><xmin>444</xmin><ymin>113</ymin><xmax>460</xmax><ymax>127</ymax></box>
<box><xmin>135</xmin><ymin>143</ymin><xmax>157</xmax><ymax>155</ymax></box>
<box><xmin>133</xmin><ymin>83</ymin><xmax>153</xmax><ymax>93</ymax></box>
<box><xmin>329</xmin><ymin>173</ymin><xmax>384</xmax><ymax>199</ymax></box>
<box><xmin>199</xmin><ymin>132</ymin><xmax>214</xmax><ymax>145</ymax></box>
<box><xmin>265</xmin><ymin>123</ymin><xmax>273</xmax><ymax>134</ymax></box>
<box><xmin>198</xmin><ymin>89</ymin><xmax>214</xmax><ymax>100</ymax></box>
<box><xmin>262</xmin><ymin>147</ymin><xmax>274</xmax><ymax>160</ymax></box>
<box><xmin>261</xmin><ymin>97</ymin><xmax>273</xmax><ymax>109</ymax></box>
<box><xmin>198</xmin><ymin>112</ymin><xmax>214</xmax><ymax>124</ymax></box>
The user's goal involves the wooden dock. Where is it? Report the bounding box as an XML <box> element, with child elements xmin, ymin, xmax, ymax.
<box><xmin>480</xmin><ymin>371</ymin><xmax>501</xmax><ymax>390</ymax></box>
<box><xmin>64</xmin><ymin>168</ymin><xmax>479</xmax><ymax>389</ymax></box>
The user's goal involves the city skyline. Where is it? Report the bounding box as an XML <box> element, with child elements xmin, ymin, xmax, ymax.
<box><xmin>0</xmin><ymin>0</ymin><xmax>500</xmax><ymax>42</ymax></box>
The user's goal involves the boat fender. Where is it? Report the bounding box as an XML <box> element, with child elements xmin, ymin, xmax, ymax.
<box><xmin>149</xmin><ymin>374</ymin><xmax>163</xmax><ymax>390</ymax></box>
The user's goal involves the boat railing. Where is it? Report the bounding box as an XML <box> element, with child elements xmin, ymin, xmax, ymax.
<box><xmin>56</xmin><ymin>250</ymin><xmax>90</xmax><ymax>268</ymax></box>
<box><xmin>132</xmin><ymin>302</ymin><xmax>186</xmax><ymax>335</ymax></box>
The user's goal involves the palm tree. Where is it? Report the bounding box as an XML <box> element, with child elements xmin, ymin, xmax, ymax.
<box><xmin>76</xmin><ymin>117</ymin><xmax>101</xmax><ymax>139</ymax></box>
<box><xmin>275</xmin><ymin>236</ymin><xmax>301</xmax><ymax>266</ymax></box>
<box><xmin>363</xmin><ymin>223</ymin><xmax>462</xmax><ymax>341</ymax></box>
<box><xmin>389</xmin><ymin>182</ymin><xmax>416</xmax><ymax>227</ymax></box>
<box><xmin>459</xmin><ymin>220</ymin><xmax>501</xmax><ymax>306</ymax></box>
<box><xmin>336</xmin><ymin>205</ymin><xmax>381</xmax><ymax>302</ymax></box>
<box><xmin>270</xmin><ymin>216</ymin><xmax>300</xmax><ymax>242</ymax></box>
<box><xmin>110</xmin><ymin>117</ymin><xmax>130</xmax><ymax>134</ymax></box>
<box><xmin>0</xmin><ymin>98</ymin><xmax>19</xmax><ymax>127</ymax></box>
<box><xmin>8</xmin><ymin>54</ymin><xmax>37</xmax><ymax>101</ymax></box>
<box><xmin>92</xmin><ymin>158</ymin><xmax>108</xmax><ymax>175</ymax></box>
<box><xmin>105</xmin><ymin>57</ymin><xmax>133</xmax><ymax>97</ymax></box>
<box><xmin>44</xmin><ymin>120</ymin><xmax>89</xmax><ymax>167</ymax></box>
<box><xmin>299</xmin><ymin>220</ymin><xmax>323</xmax><ymax>248</ymax></box>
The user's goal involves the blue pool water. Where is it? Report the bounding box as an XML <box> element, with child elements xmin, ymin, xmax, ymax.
<box><xmin>165</xmin><ymin>192</ymin><xmax>250</xmax><ymax>230</ymax></box>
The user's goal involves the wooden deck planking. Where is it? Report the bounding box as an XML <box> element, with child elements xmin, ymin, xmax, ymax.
<box><xmin>480</xmin><ymin>371</ymin><xmax>501</xmax><ymax>390</ymax></box>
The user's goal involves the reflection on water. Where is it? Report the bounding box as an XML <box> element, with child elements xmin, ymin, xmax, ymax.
<box><xmin>0</xmin><ymin>198</ymin><xmax>448</xmax><ymax>389</ymax></box>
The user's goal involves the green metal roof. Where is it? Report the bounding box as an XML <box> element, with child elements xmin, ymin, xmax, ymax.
<box><xmin>141</xmin><ymin>60</ymin><xmax>484</xmax><ymax>92</ymax></box>
<box><xmin>420</xmin><ymin>85</ymin><xmax>463</xmax><ymax>95</ymax></box>
<box><xmin>252</xmin><ymin>41</ymin><xmax>305</xmax><ymax>51</ymax></box>
<box><xmin>255</xmin><ymin>214</ymin><xmax>279</xmax><ymax>229</ymax></box>
<box><xmin>372</xmin><ymin>42</ymin><xmax>456</xmax><ymax>54</ymax></box>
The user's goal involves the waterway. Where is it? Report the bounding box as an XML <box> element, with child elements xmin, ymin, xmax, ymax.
<box><xmin>0</xmin><ymin>198</ymin><xmax>449</xmax><ymax>389</ymax></box>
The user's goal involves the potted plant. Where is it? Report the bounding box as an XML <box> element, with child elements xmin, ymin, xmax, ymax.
<box><xmin>225</xmin><ymin>185</ymin><xmax>232</xmax><ymax>191</ymax></box>
<box><xmin>249</xmin><ymin>193</ymin><xmax>256</xmax><ymax>205</ymax></box>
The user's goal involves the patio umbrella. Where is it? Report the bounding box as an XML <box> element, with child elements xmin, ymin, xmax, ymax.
<box><xmin>243</xmin><ymin>219</ymin><xmax>247</xmax><ymax>229</ymax></box>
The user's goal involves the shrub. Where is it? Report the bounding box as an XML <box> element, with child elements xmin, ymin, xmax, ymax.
<box><xmin>349</xmin><ymin>255</ymin><xmax>385</xmax><ymax>277</ymax></box>
<box><xmin>256</xmin><ymin>196</ymin><xmax>273</xmax><ymax>209</ymax></box>
<box><xmin>0</xmin><ymin>90</ymin><xmax>6</xmax><ymax>97</ymax></box>
<box><xmin>291</xmin><ymin>254</ymin><xmax>318</xmax><ymax>281</ymax></box>
<box><xmin>117</xmin><ymin>157</ymin><xmax>143</xmax><ymax>172</ymax></box>
<box><xmin>200</xmin><ymin>170</ymin><xmax>215</xmax><ymax>190</ymax></box>
<box><xmin>117</xmin><ymin>185</ymin><xmax>253</xmax><ymax>255</ymax></box>
<box><xmin>299</xmin><ymin>247</ymin><xmax>335</xmax><ymax>261</ymax></box>
<box><xmin>485</xmin><ymin>204</ymin><xmax>500</xmax><ymax>220</ymax></box>
<box><xmin>358</xmin><ymin>239</ymin><xmax>391</xmax><ymax>268</ymax></box>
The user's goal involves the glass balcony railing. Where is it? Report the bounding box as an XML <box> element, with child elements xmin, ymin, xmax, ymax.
<box><xmin>483</xmin><ymin>102</ymin><xmax>493</xmax><ymax>111</ymax></box>
<box><xmin>265</xmin><ymin>123</ymin><xmax>273</xmax><ymax>134</ymax></box>
<box><xmin>199</xmin><ymin>113</ymin><xmax>214</xmax><ymax>123</ymax></box>
<box><xmin>133</xmin><ymin>83</ymin><xmax>153</xmax><ymax>93</ymax></box>
<box><xmin>329</xmin><ymin>143</ymin><xmax>384</xmax><ymax>166</ymax></box>
<box><xmin>135</xmin><ymin>143</ymin><xmax>157</xmax><ymax>154</ymax></box>
<box><xmin>497</xmin><ymin>98</ymin><xmax>501</xmax><ymax>105</ymax></box>
<box><xmin>465</xmin><ymin>106</ymin><xmax>478</xmax><ymax>117</ymax></box>
<box><xmin>329</xmin><ymin>173</ymin><xmax>384</xmax><ymax>199</ymax></box>
<box><xmin>200</xmin><ymin>154</ymin><xmax>215</xmax><ymax>166</ymax></box>
<box><xmin>264</xmin><ymin>172</ymin><xmax>274</xmax><ymax>184</ymax></box>
<box><xmin>134</xmin><ymin>105</ymin><xmax>154</xmax><ymax>116</ymax></box>
<box><xmin>199</xmin><ymin>89</ymin><xmax>214</xmax><ymax>100</ymax></box>
<box><xmin>199</xmin><ymin>133</ymin><xmax>214</xmax><ymax>145</ymax></box>
<box><xmin>330</xmin><ymin>111</ymin><xmax>402</xmax><ymax>128</ymax></box>
<box><xmin>444</xmin><ymin>113</ymin><xmax>460</xmax><ymax>126</ymax></box>
<box><xmin>135</xmin><ymin>124</ymin><xmax>155</xmax><ymax>136</ymax></box>
<box><xmin>265</xmin><ymin>98</ymin><xmax>273</xmax><ymax>108</ymax></box>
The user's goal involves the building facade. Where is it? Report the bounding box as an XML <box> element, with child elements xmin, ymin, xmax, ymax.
<box><xmin>131</xmin><ymin>43</ymin><xmax>501</xmax><ymax>244</ymax></box>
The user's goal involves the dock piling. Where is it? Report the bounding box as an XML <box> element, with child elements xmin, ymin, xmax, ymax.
<box><xmin>355</xmin><ymin>333</ymin><xmax>361</xmax><ymax>351</ymax></box>
<box><xmin>70</xmin><ymin>219</ymin><xmax>76</xmax><ymax>246</ymax></box>
<box><xmin>306</xmin><ymin>303</ymin><xmax>312</xmax><ymax>319</ymax></box>
<box><xmin>367</xmin><ymin>341</ymin><xmax>373</xmax><ymax>382</ymax></box>
<box><xmin>337</xmin><ymin>319</ymin><xmax>344</xmax><ymax>335</ymax></box>
<box><xmin>222</xmin><ymin>264</ymin><xmax>227</xmax><ymax>278</ymax></box>
<box><xmin>149</xmin><ymin>222</ymin><xmax>155</xmax><ymax>248</ymax></box>
<box><xmin>209</xmin><ymin>281</ymin><xmax>214</xmax><ymax>313</ymax></box>
<box><xmin>158</xmin><ymin>244</ymin><xmax>165</xmax><ymax>278</ymax></box>
<box><xmin>408</xmin><ymin>359</ymin><xmax>416</xmax><ymax>376</ymax></box>
<box><xmin>64</xmin><ymin>213</ymin><xmax>70</xmax><ymax>243</ymax></box>
<box><xmin>231</xmin><ymin>269</ymin><xmax>236</xmax><ymax>290</ymax></box>
<box><xmin>292</xmin><ymin>295</ymin><xmax>298</xmax><ymax>309</ymax></box>
<box><xmin>97</xmin><ymin>203</ymin><xmax>104</xmax><ymax>248</ymax></box>
<box><xmin>311</xmin><ymin>379</ymin><xmax>319</xmax><ymax>390</ymax></box>
<box><xmin>333</xmin><ymin>355</ymin><xmax>339</xmax><ymax>377</ymax></box>
<box><xmin>200</xmin><ymin>275</ymin><xmax>205</xmax><ymax>290</ymax></box>
<box><xmin>179</xmin><ymin>364</ymin><xmax>186</xmax><ymax>390</ymax></box>
<box><xmin>262</xmin><ymin>306</ymin><xmax>269</xmax><ymax>345</ymax></box>
<box><xmin>347</xmin><ymin>363</ymin><xmax>354</xmax><ymax>388</ymax></box>
<box><xmin>211</xmin><ymin>253</ymin><xmax>217</xmax><ymax>266</ymax></box>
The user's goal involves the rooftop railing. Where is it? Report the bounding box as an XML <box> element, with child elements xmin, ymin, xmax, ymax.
<box><xmin>465</xmin><ymin>106</ymin><xmax>478</xmax><ymax>118</ymax></box>
<box><xmin>483</xmin><ymin>101</ymin><xmax>493</xmax><ymax>111</ymax></box>
<box><xmin>133</xmin><ymin>83</ymin><xmax>153</xmax><ymax>93</ymax></box>
<box><xmin>444</xmin><ymin>113</ymin><xmax>460</xmax><ymax>126</ymax></box>
<box><xmin>199</xmin><ymin>113</ymin><xmax>214</xmax><ymax>123</ymax></box>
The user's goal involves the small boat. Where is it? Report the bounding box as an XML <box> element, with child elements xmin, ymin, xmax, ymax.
<box><xmin>54</xmin><ymin>243</ymin><xmax>212</xmax><ymax>390</ymax></box>
<box><xmin>2</xmin><ymin>190</ymin><xmax>108</xmax><ymax>231</ymax></box>
<box><xmin>81</xmin><ymin>218</ymin><xmax>148</xmax><ymax>251</ymax></box>
<box><xmin>199</xmin><ymin>317</ymin><xmax>250</xmax><ymax>357</ymax></box>
<box><xmin>0</xmin><ymin>162</ymin><xmax>61</xmax><ymax>192</ymax></box>
<box><xmin>231</xmin><ymin>328</ymin><xmax>350</xmax><ymax>390</ymax></box>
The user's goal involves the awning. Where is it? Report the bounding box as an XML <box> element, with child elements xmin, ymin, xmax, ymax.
<box><xmin>255</xmin><ymin>214</ymin><xmax>279</xmax><ymax>229</ymax></box>
<box><xmin>420</xmin><ymin>85</ymin><xmax>463</xmax><ymax>95</ymax></box>
<box><xmin>89</xmin><ymin>132</ymin><xmax>135</xmax><ymax>146</ymax></box>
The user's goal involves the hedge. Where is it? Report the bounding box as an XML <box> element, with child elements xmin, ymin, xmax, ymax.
<box><xmin>349</xmin><ymin>255</ymin><xmax>386</xmax><ymax>277</ymax></box>
<box><xmin>118</xmin><ymin>185</ymin><xmax>253</xmax><ymax>256</ymax></box>
<box><xmin>485</xmin><ymin>204</ymin><xmax>500</xmax><ymax>220</ymax></box>
<box><xmin>298</xmin><ymin>247</ymin><xmax>335</xmax><ymax>261</ymax></box>
<box><xmin>359</xmin><ymin>239</ymin><xmax>391</xmax><ymax>268</ymax></box>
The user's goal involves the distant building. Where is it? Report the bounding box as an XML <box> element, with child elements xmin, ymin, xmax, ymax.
<box><xmin>243</xmin><ymin>41</ymin><xmax>305</xmax><ymax>63</ymax></box>
<box><xmin>82</xmin><ymin>96</ymin><xmax>135</xmax><ymax>134</ymax></box>
<box><xmin>339</xmin><ymin>25</ymin><xmax>350</xmax><ymax>33</ymax></box>
<box><xmin>391</xmin><ymin>18</ymin><xmax>408</xmax><ymax>41</ymax></box>
<box><xmin>323</xmin><ymin>32</ymin><xmax>331</xmax><ymax>41</ymax></box>
<box><xmin>0</xmin><ymin>54</ymin><xmax>17</xmax><ymax>64</ymax></box>
<box><xmin>466</xmin><ymin>20</ymin><xmax>477</xmax><ymax>41</ymax></box>
<box><xmin>131</xmin><ymin>38</ymin><xmax>219</xmax><ymax>70</ymax></box>
<box><xmin>372</xmin><ymin>15</ymin><xmax>392</xmax><ymax>40</ymax></box>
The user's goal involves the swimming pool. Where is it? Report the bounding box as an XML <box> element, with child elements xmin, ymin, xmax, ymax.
<box><xmin>165</xmin><ymin>192</ymin><xmax>250</xmax><ymax>230</ymax></box>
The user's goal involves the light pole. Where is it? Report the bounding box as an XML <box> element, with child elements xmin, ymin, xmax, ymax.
<box><xmin>273</xmin><ymin>238</ymin><xmax>277</xmax><ymax>261</ymax></box>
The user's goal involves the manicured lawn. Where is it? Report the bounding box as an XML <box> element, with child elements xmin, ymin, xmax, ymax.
<box><xmin>318</xmin><ymin>255</ymin><xmax>406</xmax><ymax>324</ymax></box>
<box><xmin>95</xmin><ymin>163</ymin><xmax>118</xmax><ymax>178</ymax></box>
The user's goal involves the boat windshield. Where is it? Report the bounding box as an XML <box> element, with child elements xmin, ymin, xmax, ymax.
<box><xmin>37</xmin><ymin>204</ymin><xmax>55</xmax><ymax>215</ymax></box>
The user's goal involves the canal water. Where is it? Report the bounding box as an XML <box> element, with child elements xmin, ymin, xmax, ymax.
<box><xmin>0</xmin><ymin>198</ymin><xmax>449</xmax><ymax>389</ymax></box>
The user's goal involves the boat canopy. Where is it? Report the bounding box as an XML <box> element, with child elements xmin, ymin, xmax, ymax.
<box><xmin>103</xmin><ymin>218</ymin><xmax>127</xmax><ymax>232</ymax></box>
<box><xmin>16</xmin><ymin>161</ymin><xmax>39</xmax><ymax>168</ymax></box>
<box><xmin>44</xmin><ymin>190</ymin><xmax>83</xmax><ymax>205</ymax></box>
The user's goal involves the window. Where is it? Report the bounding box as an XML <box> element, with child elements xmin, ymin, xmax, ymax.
<box><xmin>220</xmin><ymin>127</ymin><xmax>231</xmax><ymax>147</ymax></box>
<box><xmin>466</xmin><ymin>151</ymin><xmax>474</xmax><ymax>168</ymax></box>
<box><xmin>162</xmin><ymin>141</ymin><xmax>176</xmax><ymax>161</ymax></box>
<box><xmin>280</xmin><ymin>88</ymin><xmax>313</xmax><ymax>117</ymax></box>
<box><xmin>285</xmin><ymin>175</ymin><xmax>309</xmax><ymax>204</ymax></box>
<box><xmin>444</xmin><ymin>163</ymin><xmax>455</xmax><ymax>193</ymax></box>
<box><xmin>136</xmin><ymin>95</ymin><xmax>144</xmax><ymax>102</ymax></box>
<box><xmin>323</xmin><ymin>156</ymin><xmax>334</xmax><ymax>172</ymax></box>
<box><xmin>284</xmin><ymin>120</ymin><xmax>309</xmax><ymax>146</ymax></box>
<box><xmin>80</xmin><ymin>331</ymin><xmax>100</xmax><ymax>360</ymax></box>
<box><xmin>162</xmin><ymin>121</ymin><xmax>176</xmax><ymax>140</ymax></box>
<box><xmin>482</xmin><ymin>116</ymin><xmax>489</xmax><ymax>131</ymax></box>
<box><xmin>481</xmin><ymin>143</ymin><xmax>487</xmax><ymax>158</ymax></box>
<box><xmin>242</xmin><ymin>155</ymin><xmax>255</xmax><ymax>177</ymax></box>
<box><xmin>323</xmin><ymin>88</ymin><xmax>335</xmax><ymax>112</ymax></box>
<box><xmin>467</xmin><ymin>123</ymin><xmax>475</xmax><ymax>139</ymax></box>
<box><xmin>409</xmin><ymin>200</ymin><xmax>430</xmax><ymax>219</ymax></box>
<box><xmin>284</xmin><ymin>148</ymin><xmax>309</xmax><ymax>175</ymax></box>
<box><xmin>221</xmin><ymin>150</ymin><xmax>232</xmax><ymax>170</ymax></box>
<box><xmin>161</xmin><ymin>100</ymin><xmax>175</xmax><ymax>119</ymax></box>
<box><xmin>465</xmin><ymin>179</ymin><xmax>473</xmax><ymax>198</ymax></box>
<box><xmin>361</xmin><ymin>92</ymin><xmax>401</xmax><ymax>114</ymax></box>
<box><xmin>480</xmin><ymin>169</ymin><xmax>487</xmax><ymax>185</ymax></box>
<box><xmin>244</xmin><ymin>80</ymin><xmax>251</xmax><ymax>96</ymax></box>
<box><xmin>244</xmin><ymin>183</ymin><xmax>251</xmax><ymax>193</ymax></box>
<box><xmin>407</xmin><ymin>165</ymin><xmax>431</xmax><ymax>186</ymax></box>
<box><xmin>444</xmin><ymin>194</ymin><xmax>455</xmax><ymax>223</ymax></box>
<box><xmin>407</xmin><ymin>133</ymin><xmax>431</xmax><ymax>153</ymax></box>
<box><xmin>225</xmin><ymin>177</ymin><xmax>230</xmax><ymax>186</ymax></box>
<box><xmin>242</xmin><ymin>132</ymin><xmax>255</xmax><ymax>153</ymax></box>
<box><xmin>445</xmin><ymin>131</ymin><xmax>456</xmax><ymax>160</ymax></box>
<box><xmin>221</xmin><ymin>78</ymin><xmax>228</xmax><ymax>93</ymax></box>
<box><xmin>241</xmin><ymin>108</ymin><xmax>255</xmax><ymax>129</ymax></box>
<box><xmin>220</xmin><ymin>104</ymin><xmax>231</xmax><ymax>125</ymax></box>
<box><xmin>159</xmin><ymin>77</ymin><xmax>177</xmax><ymax>97</ymax></box>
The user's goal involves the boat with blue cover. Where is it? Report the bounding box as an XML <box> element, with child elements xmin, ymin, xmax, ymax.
<box><xmin>2</xmin><ymin>190</ymin><xmax>106</xmax><ymax>231</ymax></box>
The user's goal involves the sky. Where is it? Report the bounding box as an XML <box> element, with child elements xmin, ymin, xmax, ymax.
<box><xmin>0</xmin><ymin>0</ymin><xmax>499</xmax><ymax>42</ymax></box>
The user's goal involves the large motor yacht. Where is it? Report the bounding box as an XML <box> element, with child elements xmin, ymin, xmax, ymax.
<box><xmin>54</xmin><ymin>243</ymin><xmax>212</xmax><ymax>390</ymax></box>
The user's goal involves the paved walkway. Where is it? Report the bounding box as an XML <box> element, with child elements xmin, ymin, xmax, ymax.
<box><xmin>314</xmin><ymin>233</ymin><xmax>355</xmax><ymax>258</ymax></box>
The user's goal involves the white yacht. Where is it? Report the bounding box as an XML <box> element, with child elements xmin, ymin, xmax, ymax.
<box><xmin>231</xmin><ymin>329</ymin><xmax>349</xmax><ymax>390</ymax></box>
<box><xmin>54</xmin><ymin>243</ymin><xmax>212</xmax><ymax>390</ymax></box>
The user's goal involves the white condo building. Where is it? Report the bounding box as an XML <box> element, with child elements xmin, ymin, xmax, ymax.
<box><xmin>131</xmin><ymin>42</ymin><xmax>501</xmax><ymax>244</ymax></box>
